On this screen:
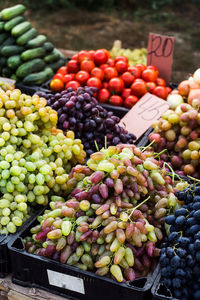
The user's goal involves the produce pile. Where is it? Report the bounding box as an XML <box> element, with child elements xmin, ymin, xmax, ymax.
<box><xmin>160</xmin><ymin>183</ymin><xmax>200</xmax><ymax>300</ymax></box>
<box><xmin>0</xmin><ymin>88</ymin><xmax>86</xmax><ymax>234</ymax></box>
<box><xmin>50</xmin><ymin>49</ymin><xmax>171</xmax><ymax>108</ymax></box>
<box><xmin>0</xmin><ymin>4</ymin><xmax>66</xmax><ymax>85</ymax></box>
<box><xmin>149</xmin><ymin>68</ymin><xmax>200</xmax><ymax>178</ymax></box>
<box><xmin>37</xmin><ymin>86</ymin><xmax>136</xmax><ymax>156</ymax></box>
<box><xmin>110</xmin><ymin>40</ymin><xmax>147</xmax><ymax>66</ymax></box>
<box><xmin>24</xmin><ymin>145</ymin><xmax>184</xmax><ymax>282</ymax></box>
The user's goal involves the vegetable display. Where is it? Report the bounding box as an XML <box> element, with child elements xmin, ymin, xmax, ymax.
<box><xmin>149</xmin><ymin>68</ymin><xmax>200</xmax><ymax>178</ymax></box>
<box><xmin>50</xmin><ymin>49</ymin><xmax>171</xmax><ymax>108</ymax></box>
<box><xmin>23</xmin><ymin>144</ymin><xmax>184</xmax><ymax>282</ymax></box>
<box><xmin>0</xmin><ymin>87</ymin><xmax>85</xmax><ymax>234</ymax></box>
<box><xmin>0</xmin><ymin>4</ymin><xmax>67</xmax><ymax>85</ymax></box>
<box><xmin>37</xmin><ymin>86</ymin><xmax>136</xmax><ymax>156</ymax></box>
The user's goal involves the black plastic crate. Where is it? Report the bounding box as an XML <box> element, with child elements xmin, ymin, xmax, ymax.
<box><xmin>9</xmin><ymin>211</ymin><xmax>159</xmax><ymax>300</ymax></box>
<box><xmin>0</xmin><ymin>207</ymin><xmax>45</xmax><ymax>278</ymax></box>
<box><xmin>151</xmin><ymin>272</ymin><xmax>177</xmax><ymax>300</ymax></box>
<box><xmin>15</xmin><ymin>82</ymin><xmax>40</xmax><ymax>96</ymax></box>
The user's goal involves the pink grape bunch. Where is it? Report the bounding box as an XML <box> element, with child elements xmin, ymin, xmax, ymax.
<box><xmin>149</xmin><ymin>101</ymin><xmax>200</xmax><ymax>178</ymax></box>
<box><xmin>24</xmin><ymin>145</ymin><xmax>184</xmax><ymax>283</ymax></box>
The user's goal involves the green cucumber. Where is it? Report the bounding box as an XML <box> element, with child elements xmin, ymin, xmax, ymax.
<box><xmin>17</xmin><ymin>28</ymin><xmax>37</xmax><ymax>45</ymax></box>
<box><xmin>27</xmin><ymin>35</ymin><xmax>47</xmax><ymax>48</ymax></box>
<box><xmin>16</xmin><ymin>58</ymin><xmax>46</xmax><ymax>78</ymax></box>
<box><xmin>43</xmin><ymin>42</ymin><xmax>54</xmax><ymax>53</ymax></box>
<box><xmin>23</xmin><ymin>67</ymin><xmax>53</xmax><ymax>85</ymax></box>
<box><xmin>0</xmin><ymin>21</ymin><xmax>5</xmax><ymax>32</ymax></box>
<box><xmin>2</xmin><ymin>67</ymin><xmax>12</xmax><ymax>77</ymax></box>
<box><xmin>47</xmin><ymin>58</ymin><xmax>66</xmax><ymax>72</ymax></box>
<box><xmin>2</xmin><ymin>37</ymin><xmax>15</xmax><ymax>46</ymax></box>
<box><xmin>21</xmin><ymin>47</ymin><xmax>46</xmax><ymax>61</ymax></box>
<box><xmin>0</xmin><ymin>57</ymin><xmax>7</xmax><ymax>67</ymax></box>
<box><xmin>0</xmin><ymin>33</ymin><xmax>9</xmax><ymax>44</ymax></box>
<box><xmin>11</xmin><ymin>21</ymin><xmax>31</xmax><ymax>37</ymax></box>
<box><xmin>10</xmin><ymin>74</ymin><xmax>18</xmax><ymax>81</ymax></box>
<box><xmin>4</xmin><ymin>16</ymin><xmax>24</xmax><ymax>31</ymax></box>
<box><xmin>44</xmin><ymin>49</ymin><xmax>60</xmax><ymax>64</ymax></box>
<box><xmin>1</xmin><ymin>5</ymin><xmax>26</xmax><ymax>21</ymax></box>
<box><xmin>7</xmin><ymin>55</ymin><xmax>22</xmax><ymax>70</ymax></box>
<box><xmin>1</xmin><ymin>45</ymin><xmax>24</xmax><ymax>57</ymax></box>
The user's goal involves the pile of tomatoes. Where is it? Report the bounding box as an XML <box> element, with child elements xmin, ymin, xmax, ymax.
<box><xmin>50</xmin><ymin>49</ymin><xmax>171</xmax><ymax>108</ymax></box>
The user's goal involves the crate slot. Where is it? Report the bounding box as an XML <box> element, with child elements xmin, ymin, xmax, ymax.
<box><xmin>129</xmin><ymin>277</ymin><xmax>147</xmax><ymax>288</ymax></box>
<box><xmin>156</xmin><ymin>283</ymin><xmax>171</xmax><ymax>298</ymax></box>
<box><xmin>12</xmin><ymin>237</ymin><xmax>24</xmax><ymax>250</ymax></box>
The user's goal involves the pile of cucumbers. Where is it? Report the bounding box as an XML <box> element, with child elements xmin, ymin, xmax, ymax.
<box><xmin>0</xmin><ymin>4</ymin><xmax>67</xmax><ymax>85</ymax></box>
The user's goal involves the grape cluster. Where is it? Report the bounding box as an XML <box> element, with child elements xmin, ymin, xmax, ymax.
<box><xmin>160</xmin><ymin>184</ymin><xmax>200</xmax><ymax>299</ymax></box>
<box><xmin>149</xmin><ymin>101</ymin><xmax>200</xmax><ymax>178</ymax></box>
<box><xmin>0</xmin><ymin>88</ymin><xmax>86</xmax><ymax>234</ymax></box>
<box><xmin>37</xmin><ymin>87</ymin><xmax>136</xmax><ymax>156</ymax></box>
<box><xmin>24</xmin><ymin>145</ymin><xmax>184</xmax><ymax>282</ymax></box>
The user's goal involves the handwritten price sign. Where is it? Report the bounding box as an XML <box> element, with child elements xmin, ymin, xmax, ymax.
<box><xmin>147</xmin><ymin>33</ymin><xmax>174</xmax><ymax>84</ymax></box>
<box><xmin>119</xmin><ymin>93</ymin><xmax>170</xmax><ymax>140</ymax></box>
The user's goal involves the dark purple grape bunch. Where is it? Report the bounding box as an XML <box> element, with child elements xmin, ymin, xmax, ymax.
<box><xmin>37</xmin><ymin>87</ymin><xmax>136</xmax><ymax>156</ymax></box>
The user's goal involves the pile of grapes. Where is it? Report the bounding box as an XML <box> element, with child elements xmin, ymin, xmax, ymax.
<box><xmin>149</xmin><ymin>101</ymin><xmax>200</xmax><ymax>178</ymax></box>
<box><xmin>160</xmin><ymin>184</ymin><xmax>200</xmax><ymax>299</ymax></box>
<box><xmin>0</xmin><ymin>88</ymin><xmax>86</xmax><ymax>234</ymax></box>
<box><xmin>37</xmin><ymin>87</ymin><xmax>136</xmax><ymax>156</ymax></box>
<box><xmin>24</xmin><ymin>145</ymin><xmax>184</xmax><ymax>282</ymax></box>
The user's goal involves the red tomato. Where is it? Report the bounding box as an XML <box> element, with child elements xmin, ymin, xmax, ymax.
<box><xmin>124</xmin><ymin>95</ymin><xmax>139</xmax><ymax>108</ymax></box>
<box><xmin>115</xmin><ymin>60</ymin><xmax>128</xmax><ymax>73</ymax></box>
<box><xmin>71</xmin><ymin>54</ymin><xmax>78</xmax><ymax>60</ymax></box>
<box><xmin>128</xmin><ymin>66</ymin><xmax>141</xmax><ymax>78</ymax></box>
<box><xmin>100</xmin><ymin>64</ymin><xmax>108</xmax><ymax>71</ymax></box>
<box><xmin>78</xmin><ymin>50</ymin><xmax>91</xmax><ymax>62</ymax></box>
<box><xmin>104</xmin><ymin>67</ymin><xmax>118</xmax><ymax>81</ymax></box>
<box><xmin>75</xmin><ymin>71</ymin><xmax>90</xmax><ymax>85</ymax></box>
<box><xmin>98</xmin><ymin>88</ymin><xmax>111</xmax><ymax>103</ymax></box>
<box><xmin>102</xmin><ymin>82</ymin><xmax>109</xmax><ymax>89</ymax></box>
<box><xmin>107</xmin><ymin>58</ymin><xmax>115</xmax><ymax>67</ymax></box>
<box><xmin>135</xmin><ymin>63</ymin><xmax>146</xmax><ymax>72</ymax></box>
<box><xmin>109</xmin><ymin>95</ymin><xmax>123</xmax><ymax>106</ymax></box>
<box><xmin>87</xmin><ymin>77</ymin><xmax>102</xmax><ymax>89</ymax></box>
<box><xmin>153</xmin><ymin>86</ymin><xmax>168</xmax><ymax>99</ymax></box>
<box><xmin>80</xmin><ymin>59</ymin><xmax>95</xmax><ymax>72</ymax></box>
<box><xmin>146</xmin><ymin>81</ymin><xmax>156</xmax><ymax>93</ymax></box>
<box><xmin>53</xmin><ymin>73</ymin><xmax>64</xmax><ymax>81</ymax></box>
<box><xmin>65</xmin><ymin>80</ymin><xmax>80</xmax><ymax>90</ymax></box>
<box><xmin>57</xmin><ymin>66</ymin><xmax>67</xmax><ymax>75</ymax></box>
<box><xmin>142</xmin><ymin>69</ymin><xmax>158</xmax><ymax>82</ymax></box>
<box><xmin>91</xmin><ymin>68</ymin><xmax>104</xmax><ymax>80</ymax></box>
<box><xmin>121</xmin><ymin>88</ymin><xmax>132</xmax><ymax>99</ymax></box>
<box><xmin>166</xmin><ymin>87</ymin><xmax>172</xmax><ymax>94</ymax></box>
<box><xmin>121</xmin><ymin>72</ymin><xmax>135</xmax><ymax>86</ymax></box>
<box><xmin>131</xmin><ymin>80</ymin><xmax>147</xmax><ymax>97</ymax></box>
<box><xmin>50</xmin><ymin>79</ymin><xmax>64</xmax><ymax>92</ymax></box>
<box><xmin>135</xmin><ymin>78</ymin><xmax>145</xmax><ymax>82</ymax></box>
<box><xmin>94</xmin><ymin>49</ymin><xmax>108</xmax><ymax>65</ymax></box>
<box><xmin>147</xmin><ymin>65</ymin><xmax>158</xmax><ymax>71</ymax></box>
<box><xmin>157</xmin><ymin>77</ymin><xmax>166</xmax><ymax>86</ymax></box>
<box><xmin>89</xmin><ymin>50</ymin><xmax>95</xmax><ymax>61</ymax></box>
<box><xmin>67</xmin><ymin>60</ymin><xmax>79</xmax><ymax>73</ymax></box>
<box><xmin>115</xmin><ymin>56</ymin><xmax>128</xmax><ymax>64</ymax></box>
<box><xmin>108</xmin><ymin>77</ymin><xmax>124</xmax><ymax>94</ymax></box>
<box><xmin>63</xmin><ymin>74</ymin><xmax>75</xmax><ymax>84</ymax></box>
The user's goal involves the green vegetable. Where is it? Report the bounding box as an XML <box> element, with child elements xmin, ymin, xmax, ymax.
<box><xmin>17</xmin><ymin>28</ymin><xmax>37</xmax><ymax>45</ymax></box>
<box><xmin>1</xmin><ymin>5</ymin><xmax>26</xmax><ymax>21</ymax></box>
<box><xmin>4</xmin><ymin>16</ymin><xmax>24</xmax><ymax>31</ymax></box>
<box><xmin>21</xmin><ymin>47</ymin><xmax>46</xmax><ymax>61</ymax></box>
<box><xmin>23</xmin><ymin>67</ymin><xmax>54</xmax><ymax>85</ymax></box>
<box><xmin>27</xmin><ymin>35</ymin><xmax>47</xmax><ymax>48</ymax></box>
<box><xmin>7</xmin><ymin>55</ymin><xmax>22</xmax><ymax>70</ymax></box>
<box><xmin>1</xmin><ymin>37</ymin><xmax>15</xmax><ymax>46</ymax></box>
<box><xmin>0</xmin><ymin>57</ymin><xmax>7</xmax><ymax>67</ymax></box>
<box><xmin>43</xmin><ymin>42</ymin><xmax>54</xmax><ymax>53</ymax></box>
<box><xmin>0</xmin><ymin>33</ymin><xmax>9</xmax><ymax>44</ymax></box>
<box><xmin>16</xmin><ymin>58</ymin><xmax>46</xmax><ymax>78</ymax></box>
<box><xmin>44</xmin><ymin>49</ymin><xmax>60</xmax><ymax>63</ymax></box>
<box><xmin>47</xmin><ymin>58</ymin><xmax>66</xmax><ymax>72</ymax></box>
<box><xmin>0</xmin><ymin>21</ymin><xmax>5</xmax><ymax>32</ymax></box>
<box><xmin>11</xmin><ymin>21</ymin><xmax>31</xmax><ymax>37</ymax></box>
<box><xmin>1</xmin><ymin>45</ymin><xmax>24</xmax><ymax>57</ymax></box>
<box><xmin>2</xmin><ymin>67</ymin><xmax>12</xmax><ymax>78</ymax></box>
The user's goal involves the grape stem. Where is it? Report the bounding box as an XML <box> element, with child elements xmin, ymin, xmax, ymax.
<box><xmin>163</xmin><ymin>162</ymin><xmax>182</xmax><ymax>182</ymax></box>
<box><xmin>128</xmin><ymin>196</ymin><xmax>150</xmax><ymax>220</ymax></box>
<box><xmin>188</xmin><ymin>175</ymin><xmax>200</xmax><ymax>182</ymax></box>
<box><xmin>154</xmin><ymin>148</ymin><xmax>167</xmax><ymax>159</ymax></box>
<box><xmin>94</xmin><ymin>140</ymin><xmax>99</xmax><ymax>152</ymax></box>
<box><xmin>104</xmin><ymin>136</ymin><xmax>107</xmax><ymax>150</ymax></box>
<box><xmin>140</xmin><ymin>140</ymin><xmax>155</xmax><ymax>153</ymax></box>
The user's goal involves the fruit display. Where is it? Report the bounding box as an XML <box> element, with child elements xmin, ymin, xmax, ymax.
<box><xmin>110</xmin><ymin>40</ymin><xmax>147</xmax><ymax>66</ymax></box>
<box><xmin>149</xmin><ymin>68</ymin><xmax>200</xmax><ymax>178</ymax></box>
<box><xmin>0</xmin><ymin>4</ymin><xmax>67</xmax><ymax>85</ymax></box>
<box><xmin>49</xmin><ymin>49</ymin><xmax>171</xmax><ymax>109</ymax></box>
<box><xmin>37</xmin><ymin>86</ymin><xmax>136</xmax><ymax>156</ymax></box>
<box><xmin>160</xmin><ymin>183</ymin><xmax>200</xmax><ymax>300</ymax></box>
<box><xmin>0</xmin><ymin>87</ymin><xmax>86</xmax><ymax>234</ymax></box>
<box><xmin>23</xmin><ymin>144</ymin><xmax>184</xmax><ymax>283</ymax></box>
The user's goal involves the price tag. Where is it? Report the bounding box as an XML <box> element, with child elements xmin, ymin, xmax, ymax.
<box><xmin>147</xmin><ymin>32</ymin><xmax>174</xmax><ymax>84</ymax></box>
<box><xmin>0</xmin><ymin>76</ymin><xmax>15</xmax><ymax>85</ymax></box>
<box><xmin>119</xmin><ymin>93</ymin><xmax>170</xmax><ymax>140</ymax></box>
